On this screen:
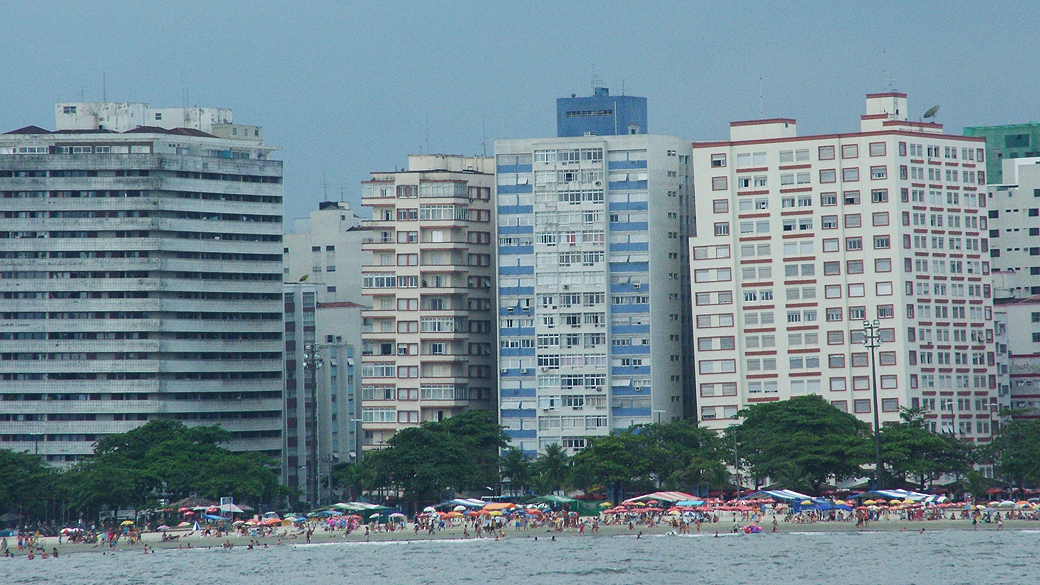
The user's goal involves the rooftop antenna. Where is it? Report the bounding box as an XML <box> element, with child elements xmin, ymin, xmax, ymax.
<box><xmin>591</xmin><ymin>64</ymin><xmax>602</xmax><ymax>92</ymax></box>
<box><xmin>621</xmin><ymin>79</ymin><xmax>625</xmax><ymax>96</ymax></box>
<box><xmin>481</xmin><ymin>115</ymin><xmax>487</xmax><ymax>157</ymax></box>
<box><xmin>102</xmin><ymin>72</ymin><xmax>106</xmax><ymax>102</ymax></box>
<box><xmin>425</xmin><ymin>112</ymin><xmax>430</xmax><ymax>155</ymax></box>
<box><xmin>322</xmin><ymin>170</ymin><xmax>329</xmax><ymax>201</ymax></box>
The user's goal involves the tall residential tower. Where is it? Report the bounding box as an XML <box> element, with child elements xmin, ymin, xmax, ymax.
<box><xmin>690</xmin><ymin>93</ymin><xmax>998</xmax><ymax>441</ymax></box>
<box><xmin>0</xmin><ymin>103</ymin><xmax>284</xmax><ymax>463</ymax></box>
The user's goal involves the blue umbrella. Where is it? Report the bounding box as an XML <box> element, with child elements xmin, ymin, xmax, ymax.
<box><xmin>203</xmin><ymin>514</ymin><xmax>225</xmax><ymax>521</ymax></box>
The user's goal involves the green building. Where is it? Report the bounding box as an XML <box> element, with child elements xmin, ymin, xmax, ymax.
<box><xmin>964</xmin><ymin>123</ymin><xmax>1040</xmax><ymax>183</ymax></box>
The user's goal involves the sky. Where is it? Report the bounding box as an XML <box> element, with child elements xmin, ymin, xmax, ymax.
<box><xmin>1</xmin><ymin>1</ymin><xmax>1038</xmax><ymax>224</ymax></box>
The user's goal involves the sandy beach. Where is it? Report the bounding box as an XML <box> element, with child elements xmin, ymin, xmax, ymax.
<box><xmin>11</xmin><ymin>514</ymin><xmax>1033</xmax><ymax>557</ymax></box>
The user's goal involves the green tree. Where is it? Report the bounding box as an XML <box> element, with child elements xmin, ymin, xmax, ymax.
<box><xmin>986</xmin><ymin>414</ymin><xmax>1040</xmax><ymax>488</ymax></box>
<box><xmin>532</xmin><ymin>443</ymin><xmax>569</xmax><ymax>494</ymax></box>
<box><xmin>361</xmin><ymin>411</ymin><xmax>509</xmax><ymax>511</ymax></box>
<box><xmin>880</xmin><ymin>408</ymin><xmax>974</xmax><ymax>489</ymax></box>
<box><xmin>499</xmin><ymin>447</ymin><xmax>532</xmax><ymax>495</ymax></box>
<box><xmin>0</xmin><ymin>450</ymin><xmax>59</xmax><ymax>521</ymax></box>
<box><xmin>736</xmin><ymin>395</ymin><xmax>871</xmax><ymax>494</ymax></box>
<box><xmin>64</xmin><ymin>420</ymin><xmax>286</xmax><ymax>518</ymax></box>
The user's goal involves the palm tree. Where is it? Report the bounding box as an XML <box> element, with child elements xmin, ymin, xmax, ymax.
<box><xmin>499</xmin><ymin>447</ymin><xmax>531</xmax><ymax>495</ymax></box>
<box><xmin>535</xmin><ymin>443</ymin><xmax>570</xmax><ymax>495</ymax></box>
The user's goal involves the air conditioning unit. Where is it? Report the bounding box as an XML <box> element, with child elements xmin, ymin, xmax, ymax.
<box><xmin>562</xmin><ymin>285</ymin><xmax>570</xmax><ymax>290</ymax></box>
<box><xmin>520</xmin><ymin>368</ymin><xmax>528</xmax><ymax>374</ymax></box>
<box><xmin>507</xmin><ymin>307</ymin><xmax>514</xmax><ymax>313</ymax></box>
<box><xmin>501</xmin><ymin>368</ymin><xmax>509</xmax><ymax>374</ymax></box>
<box><xmin>632</xmin><ymin>283</ymin><xmax>641</xmax><ymax>289</ymax></box>
<box><xmin>541</xmin><ymin>366</ymin><xmax>550</xmax><ymax>372</ymax></box>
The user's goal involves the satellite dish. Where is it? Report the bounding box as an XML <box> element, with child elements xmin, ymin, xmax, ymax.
<box><xmin>299</xmin><ymin>275</ymin><xmax>309</xmax><ymax>282</ymax></box>
<box><xmin>923</xmin><ymin>105</ymin><xmax>940</xmax><ymax>119</ymax></box>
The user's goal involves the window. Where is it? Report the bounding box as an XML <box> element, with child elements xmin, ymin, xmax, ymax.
<box><xmin>846</xmin><ymin>237</ymin><xmax>862</xmax><ymax>251</ymax></box>
<box><xmin>819</xmin><ymin>145</ymin><xmax>835</xmax><ymax>160</ymax></box>
<box><xmin>829</xmin><ymin>354</ymin><xmax>846</xmax><ymax>368</ymax></box>
<box><xmin>869</xmin><ymin>142</ymin><xmax>887</xmax><ymax>157</ymax></box>
<box><xmin>843</xmin><ymin>168</ymin><xmax>860</xmax><ymax>182</ymax></box>
<box><xmin>872</xmin><ymin>212</ymin><xmax>889</xmax><ymax>226</ymax></box>
<box><xmin>875</xmin><ymin>258</ymin><xmax>891</xmax><ymax>272</ymax></box>
<box><xmin>842</xmin><ymin>144</ymin><xmax>859</xmax><ymax>159</ymax></box>
<box><xmin>847</xmin><ymin>260</ymin><xmax>864</xmax><ymax>274</ymax></box>
<box><xmin>845</xmin><ymin>214</ymin><xmax>861</xmax><ymax>228</ymax></box>
<box><xmin>848</xmin><ymin>283</ymin><xmax>865</xmax><ymax>297</ymax></box>
<box><xmin>881</xmin><ymin>398</ymin><xmax>899</xmax><ymax>412</ymax></box>
<box><xmin>876</xmin><ymin>282</ymin><xmax>893</xmax><ymax>296</ymax></box>
<box><xmin>844</xmin><ymin>191</ymin><xmax>860</xmax><ymax>204</ymax></box>
<box><xmin>826</xmin><ymin>307</ymin><xmax>843</xmax><ymax>322</ymax></box>
<box><xmin>828</xmin><ymin>330</ymin><xmax>844</xmax><ymax>344</ymax></box>
<box><xmin>854</xmin><ymin>399</ymin><xmax>872</xmax><ymax>414</ymax></box>
<box><xmin>822</xmin><ymin>215</ymin><xmax>838</xmax><ymax>229</ymax></box>
<box><xmin>711</xmin><ymin>154</ymin><xmax>726</xmax><ymax>167</ymax></box>
<box><xmin>713</xmin><ymin>199</ymin><xmax>729</xmax><ymax>213</ymax></box>
<box><xmin>820</xmin><ymin>192</ymin><xmax>837</xmax><ymax>206</ymax></box>
<box><xmin>825</xmin><ymin>284</ymin><xmax>842</xmax><ymax>299</ymax></box>
<box><xmin>871</xmin><ymin>189</ymin><xmax>888</xmax><ymax>203</ymax></box>
<box><xmin>712</xmin><ymin>176</ymin><xmax>728</xmax><ymax>190</ymax></box>
<box><xmin>874</xmin><ymin>235</ymin><xmax>891</xmax><ymax>249</ymax></box>
<box><xmin>714</xmin><ymin>222</ymin><xmax>729</xmax><ymax>236</ymax></box>
<box><xmin>870</xmin><ymin>166</ymin><xmax>887</xmax><ymax>180</ymax></box>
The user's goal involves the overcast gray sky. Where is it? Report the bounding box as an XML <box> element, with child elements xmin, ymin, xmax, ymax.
<box><xmin>2</xmin><ymin>1</ymin><xmax>1038</xmax><ymax>223</ymax></box>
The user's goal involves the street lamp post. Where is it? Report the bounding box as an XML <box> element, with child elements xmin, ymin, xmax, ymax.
<box><xmin>862</xmin><ymin>319</ymin><xmax>884</xmax><ymax>490</ymax></box>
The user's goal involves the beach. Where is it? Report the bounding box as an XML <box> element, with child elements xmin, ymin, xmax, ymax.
<box><xmin>9</xmin><ymin>513</ymin><xmax>1032</xmax><ymax>558</ymax></box>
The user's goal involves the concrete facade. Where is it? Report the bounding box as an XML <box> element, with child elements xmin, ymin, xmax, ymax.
<box><xmin>359</xmin><ymin>155</ymin><xmax>498</xmax><ymax>448</ymax></box>
<box><xmin>494</xmin><ymin>131</ymin><xmax>694</xmax><ymax>455</ymax></box>
<box><xmin>690</xmin><ymin>93</ymin><xmax>998</xmax><ymax>442</ymax></box>
<box><xmin>0</xmin><ymin>105</ymin><xmax>284</xmax><ymax>464</ymax></box>
<box><xmin>283</xmin><ymin>201</ymin><xmax>367</xmax><ymax>304</ymax></box>
<box><xmin>964</xmin><ymin>123</ymin><xmax>1040</xmax><ymax>184</ymax></box>
<box><xmin>985</xmin><ymin>158</ymin><xmax>1040</xmax><ymax>300</ymax></box>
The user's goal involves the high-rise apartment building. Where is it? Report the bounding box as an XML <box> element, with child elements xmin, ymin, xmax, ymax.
<box><xmin>495</xmin><ymin>89</ymin><xmax>694</xmax><ymax>456</ymax></box>
<box><xmin>0</xmin><ymin>103</ymin><xmax>284</xmax><ymax>463</ymax></box>
<box><xmin>690</xmin><ymin>93</ymin><xmax>998</xmax><ymax>441</ymax></box>
<box><xmin>359</xmin><ymin>154</ymin><xmax>497</xmax><ymax>447</ymax></box>
<box><xmin>283</xmin><ymin>202</ymin><xmax>368</xmax><ymax>503</ymax></box>
<box><xmin>984</xmin><ymin>158</ymin><xmax>1040</xmax><ymax>300</ymax></box>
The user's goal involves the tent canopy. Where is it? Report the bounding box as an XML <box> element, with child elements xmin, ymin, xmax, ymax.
<box><xmin>327</xmin><ymin>502</ymin><xmax>390</xmax><ymax>513</ymax></box>
<box><xmin>852</xmin><ymin>489</ymin><xmax>942</xmax><ymax>503</ymax></box>
<box><xmin>623</xmin><ymin>491</ymin><xmax>697</xmax><ymax>505</ymax></box>
<box><xmin>434</xmin><ymin>498</ymin><xmax>487</xmax><ymax>510</ymax></box>
<box><xmin>739</xmin><ymin>489</ymin><xmax>816</xmax><ymax>502</ymax></box>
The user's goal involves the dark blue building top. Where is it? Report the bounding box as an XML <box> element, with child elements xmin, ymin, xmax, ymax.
<box><xmin>556</xmin><ymin>87</ymin><xmax>647</xmax><ymax>137</ymax></box>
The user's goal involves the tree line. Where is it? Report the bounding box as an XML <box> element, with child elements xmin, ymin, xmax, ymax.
<box><xmin>4</xmin><ymin>399</ymin><xmax>1040</xmax><ymax>524</ymax></box>
<box><xmin>332</xmin><ymin>397</ymin><xmax>1040</xmax><ymax>510</ymax></box>
<box><xmin>0</xmin><ymin>421</ymin><xmax>287</xmax><ymax>527</ymax></box>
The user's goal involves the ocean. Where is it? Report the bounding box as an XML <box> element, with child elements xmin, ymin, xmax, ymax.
<box><xmin>3</xmin><ymin>529</ymin><xmax>1039</xmax><ymax>585</ymax></box>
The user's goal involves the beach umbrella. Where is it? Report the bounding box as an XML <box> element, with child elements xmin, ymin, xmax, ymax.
<box><xmin>157</xmin><ymin>525</ymin><xmax>170</xmax><ymax>531</ymax></box>
<box><xmin>453</xmin><ymin>505</ymin><xmax>467</xmax><ymax>512</ymax></box>
<box><xmin>599</xmin><ymin>502</ymin><xmax>613</xmax><ymax>508</ymax></box>
<box><xmin>369</xmin><ymin>513</ymin><xmax>381</xmax><ymax>519</ymax></box>
<box><xmin>121</xmin><ymin>520</ymin><xmax>135</xmax><ymax>526</ymax></box>
<box><xmin>177</xmin><ymin>522</ymin><xmax>191</xmax><ymax>528</ymax></box>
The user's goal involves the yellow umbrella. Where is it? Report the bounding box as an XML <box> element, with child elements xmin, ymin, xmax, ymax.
<box><xmin>120</xmin><ymin>520</ymin><xmax>135</xmax><ymax>526</ymax></box>
<box><xmin>863</xmin><ymin>500</ymin><xmax>876</xmax><ymax>505</ymax></box>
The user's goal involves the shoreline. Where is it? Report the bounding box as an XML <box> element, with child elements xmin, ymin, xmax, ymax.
<box><xmin>9</xmin><ymin>516</ymin><xmax>1035</xmax><ymax>557</ymax></box>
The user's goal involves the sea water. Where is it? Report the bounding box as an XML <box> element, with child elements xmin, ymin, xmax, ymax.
<box><xmin>2</xmin><ymin>530</ymin><xmax>1038</xmax><ymax>585</ymax></box>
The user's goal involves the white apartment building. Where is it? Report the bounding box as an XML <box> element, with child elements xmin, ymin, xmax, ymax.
<box><xmin>986</xmin><ymin>157</ymin><xmax>1040</xmax><ymax>300</ymax></box>
<box><xmin>0</xmin><ymin>104</ymin><xmax>284</xmax><ymax>463</ymax></box>
<box><xmin>995</xmin><ymin>297</ymin><xmax>1040</xmax><ymax>417</ymax></box>
<box><xmin>495</xmin><ymin>134</ymin><xmax>693</xmax><ymax>455</ymax></box>
<box><xmin>284</xmin><ymin>201</ymin><xmax>367</xmax><ymax>304</ymax></box>
<box><xmin>359</xmin><ymin>155</ymin><xmax>497</xmax><ymax>447</ymax></box>
<box><xmin>690</xmin><ymin>93</ymin><xmax>998</xmax><ymax>441</ymax></box>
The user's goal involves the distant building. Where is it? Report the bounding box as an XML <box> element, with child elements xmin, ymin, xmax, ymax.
<box><xmin>359</xmin><ymin>155</ymin><xmax>498</xmax><ymax>448</ymax></box>
<box><xmin>0</xmin><ymin>103</ymin><xmax>283</xmax><ymax>464</ymax></box>
<box><xmin>993</xmin><ymin>297</ymin><xmax>1040</xmax><ymax>419</ymax></box>
<box><xmin>984</xmin><ymin>157</ymin><xmax>1040</xmax><ymax>300</ymax></box>
<box><xmin>496</xmin><ymin>88</ymin><xmax>694</xmax><ymax>456</ymax></box>
<box><xmin>690</xmin><ymin>93</ymin><xmax>998</xmax><ymax>441</ymax></box>
<box><xmin>964</xmin><ymin>123</ymin><xmax>1040</xmax><ymax>183</ymax></box>
<box><xmin>557</xmin><ymin>87</ymin><xmax>648</xmax><ymax>138</ymax></box>
<box><xmin>283</xmin><ymin>201</ymin><xmax>367</xmax><ymax>304</ymax></box>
